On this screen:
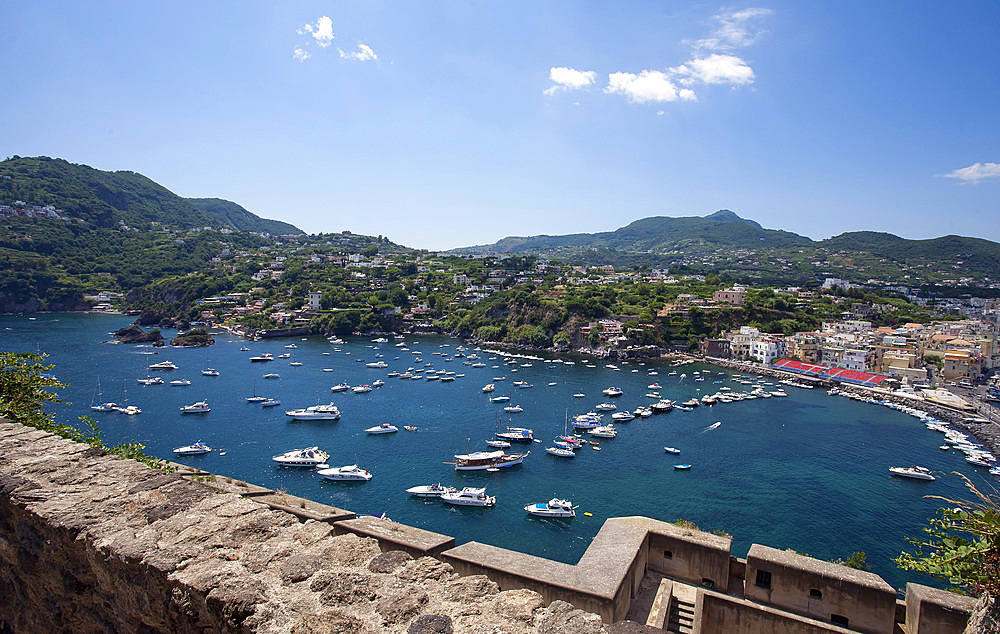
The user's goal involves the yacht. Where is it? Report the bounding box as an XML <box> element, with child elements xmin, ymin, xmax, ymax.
<box><xmin>406</xmin><ymin>483</ymin><xmax>456</xmax><ymax>497</ymax></box>
<box><xmin>889</xmin><ymin>466</ymin><xmax>936</xmax><ymax>480</ymax></box>
<box><xmin>330</xmin><ymin>382</ymin><xmax>351</xmax><ymax>392</ymax></box>
<box><xmin>173</xmin><ymin>442</ymin><xmax>212</xmax><ymax>455</ymax></box>
<box><xmin>452</xmin><ymin>449</ymin><xmax>529</xmax><ymax>471</ymax></box>
<box><xmin>317</xmin><ymin>464</ymin><xmax>372</xmax><ymax>481</ymax></box>
<box><xmin>272</xmin><ymin>447</ymin><xmax>329</xmax><ymax>466</ymax></box>
<box><xmin>611</xmin><ymin>411</ymin><xmax>634</xmax><ymax>422</ymax></box>
<box><xmin>502</xmin><ymin>405</ymin><xmax>523</xmax><ymax>413</ymax></box>
<box><xmin>263</xmin><ymin>373</ymin><xmax>280</xmax><ymax>379</ymax></box>
<box><xmin>682</xmin><ymin>399</ymin><xmax>700</xmax><ymax>408</ymax></box>
<box><xmin>602</xmin><ymin>387</ymin><xmax>624</xmax><ymax>397</ymax></box>
<box><xmin>365</xmin><ymin>423</ymin><xmax>398</xmax><ymax>434</ymax></box>
<box><xmin>594</xmin><ymin>403</ymin><xmax>617</xmax><ymax>411</ymax></box>
<box><xmin>169</xmin><ymin>378</ymin><xmax>191</xmax><ymax>386</ymax></box>
<box><xmin>148</xmin><ymin>360</ymin><xmax>178</xmax><ymax>370</ymax></box>
<box><xmin>261</xmin><ymin>398</ymin><xmax>281</xmax><ymax>407</ymax></box>
<box><xmin>249</xmin><ymin>353</ymin><xmax>274</xmax><ymax>362</ymax></box>
<box><xmin>524</xmin><ymin>498</ymin><xmax>576</xmax><ymax>518</ymax></box>
<box><xmin>179</xmin><ymin>401</ymin><xmax>211</xmax><ymax>413</ymax></box>
<box><xmin>285</xmin><ymin>403</ymin><xmax>341</xmax><ymax>420</ymax></box>
<box><xmin>365</xmin><ymin>361</ymin><xmax>388</xmax><ymax>368</ymax></box>
<box><xmin>664</xmin><ymin>447</ymin><xmax>681</xmax><ymax>454</ymax></box>
<box><xmin>353</xmin><ymin>384</ymin><xmax>373</xmax><ymax>393</ymax></box>
<box><xmin>201</xmin><ymin>368</ymin><xmax>220</xmax><ymax>377</ymax></box>
<box><xmin>490</xmin><ymin>395</ymin><xmax>510</xmax><ymax>403</ymax></box>
<box><xmin>486</xmin><ymin>439</ymin><xmax>511</xmax><ymax>448</ymax></box>
<box><xmin>441</xmin><ymin>487</ymin><xmax>495</xmax><ymax>506</ymax></box>
<box><xmin>545</xmin><ymin>446</ymin><xmax>576</xmax><ymax>458</ymax></box>
<box><xmin>496</xmin><ymin>426</ymin><xmax>533</xmax><ymax>442</ymax></box>
<box><xmin>589</xmin><ymin>425</ymin><xmax>617</xmax><ymax>438</ymax></box>
<box><xmin>651</xmin><ymin>400</ymin><xmax>674</xmax><ymax>413</ymax></box>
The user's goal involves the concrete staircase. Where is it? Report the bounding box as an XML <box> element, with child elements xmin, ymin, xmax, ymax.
<box><xmin>665</xmin><ymin>585</ymin><xmax>697</xmax><ymax>633</ymax></box>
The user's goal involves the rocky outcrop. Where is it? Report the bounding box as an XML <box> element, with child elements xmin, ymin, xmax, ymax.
<box><xmin>170</xmin><ymin>328</ymin><xmax>215</xmax><ymax>347</ymax></box>
<box><xmin>0</xmin><ymin>420</ymin><xmax>611</xmax><ymax>633</ymax></box>
<box><xmin>113</xmin><ymin>324</ymin><xmax>166</xmax><ymax>345</ymax></box>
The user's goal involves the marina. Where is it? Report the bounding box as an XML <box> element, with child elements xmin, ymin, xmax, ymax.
<box><xmin>4</xmin><ymin>312</ymin><xmax>998</xmax><ymax>592</ymax></box>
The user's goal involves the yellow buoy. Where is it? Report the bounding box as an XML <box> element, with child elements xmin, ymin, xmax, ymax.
<box><xmin>584</xmin><ymin>512</ymin><xmax>593</xmax><ymax>517</ymax></box>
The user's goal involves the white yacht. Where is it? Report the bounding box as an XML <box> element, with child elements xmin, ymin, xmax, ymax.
<box><xmin>169</xmin><ymin>378</ymin><xmax>191</xmax><ymax>386</ymax></box>
<box><xmin>441</xmin><ymin>487</ymin><xmax>495</xmax><ymax>506</ymax></box>
<box><xmin>524</xmin><ymin>498</ymin><xmax>576</xmax><ymax>518</ymax></box>
<box><xmin>545</xmin><ymin>446</ymin><xmax>576</xmax><ymax>458</ymax></box>
<box><xmin>260</xmin><ymin>398</ymin><xmax>281</xmax><ymax>407</ymax></box>
<box><xmin>502</xmin><ymin>405</ymin><xmax>524</xmax><ymax>413</ymax></box>
<box><xmin>482</xmin><ymin>383</ymin><xmax>496</xmax><ymax>393</ymax></box>
<box><xmin>602</xmin><ymin>387</ymin><xmax>624</xmax><ymax>397</ymax></box>
<box><xmin>137</xmin><ymin>376</ymin><xmax>163</xmax><ymax>385</ymax></box>
<box><xmin>405</xmin><ymin>483</ymin><xmax>456</xmax><ymax>497</ymax></box>
<box><xmin>889</xmin><ymin>466</ymin><xmax>936</xmax><ymax>481</ymax></box>
<box><xmin>353</xmin><ymin>384</ymin><xmax>373</xmax><ymax>393</ymax></box>
<box><xmin>201</xmin><ymin>368</ymin><xmax>220</xmax><ymax>376</ymax></box>
<box><xmin>148</xmin><ymin>360</ymin><xmax>178</xmax><ymax>370</ymax></box>
<box><xmin>173</xmin><ymin>442</ymin><xmax>212</xmax><ymax>455</ymax></box>
<box><xmin>330</xmin><ymin>382</ymin><xmax>351</xmax><ymax>392</ymax></box>
<box><xmin>317</xmin><ymin>464</ymin><xmax>372</xmax><ymax>481</ymax></box>
<box><xmin>452</xmin><ymin>449</ymin><xmax>529</xmax><ymax>471</ymax></box>
<box><xmin>594</xmin><ymin>403</ymin><xmax>617</xmax><ymax>411</ymax></box>
<box><xmin>365</xmin><ymin>361</ymin><xmax>388</xmax><ymax>368</ymax></box>
<box><xmin>365</xmin><ymin>423</ymin><xmax>398</xmax><ymax>434</ymax></box>
<box><xmin>272</xmin><ymin>447</ymin><xmax>329</xmax><ymax>466</ymax></box>
<box><xmin>179</xmin><ymin>401</ymin><xmax>211</xmax><ymax>413</ymax></box>
<box><xmin>285</xmin><ymin>403</ymin><xmax>341</xmax><ymax>420</ymax></box>
<box><xmin>496</xmin><ymin>426</ymin><xmax>533</xmax><ymax>442</ymax></box>
<box><xmin>589</xmin><ymin>425</ymin><xmax>617</xmax><ymax>438</ymax></box>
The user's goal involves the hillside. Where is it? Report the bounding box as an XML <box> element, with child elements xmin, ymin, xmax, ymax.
<box><xmin>463</xmin><ymin>210</ymin><xmax>811</xmax><ymax>255</ymax></box>
<box><xmin>0</xmin><ymin>156</ymin><xmax>301</xmax><ymax>234</ymax></box>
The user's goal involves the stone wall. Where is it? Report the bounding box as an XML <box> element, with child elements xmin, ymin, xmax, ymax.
<box><xmin>0</xmin><ymin>421</ymin><xmax>608</xmax><ymax>633</ymax></box>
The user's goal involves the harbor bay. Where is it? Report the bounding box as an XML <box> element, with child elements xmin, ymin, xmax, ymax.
<box><xmin>5</xmin><ymin>312</ymin><xmax>993</xmax><ymax>592</ymax></box>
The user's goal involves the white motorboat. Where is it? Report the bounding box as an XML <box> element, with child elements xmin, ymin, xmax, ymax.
<box><xmin>353</xmin><ymin>384</ymin><xmax>373</xmax><ymax>393</ymax></box>
<box><xmin>285</xmin><ymin>403</ymin><xmax>341</xmax><ymax>420</ymax></box>
<box><xmin>496</xmin><ymin>426</ymin><xmax>533</xmax><ymax>442</ymax></box>
<box><xmin>148</xmin><ymin>360</ymin><xmax>178</xmax><ymax>370</ymax></box>
<box><xmin>589</xmin><ymin>425</ymin><xmax>617</xmax><ymax>438</ymax></box>
<box><xmin>573</xmin><ymin>393</ymin><xmax>585</xmax><ymax>398</ymax></box>
<box><xmin>602</xmin><ymin>387</ymin><xmax>624</xmax><ymax>397</ymax></box>
<box><xmin>263</xmin><ymin>372</ymin><xmax>280</xmax><ymax>379</ymax></box>
<box><xmin>682</xmin><ymin>399</ymin><xmax>700</xmax><ymax>408</ymax></box>
<box><xmin>634</xmin><ymin>407</ymin><xmax>653</xmax><ymax>418</ymax></box>
<box><xmin>502</xmin><ymin>405</ymin><xmax>523</xmax><ymax>413</ymax></box>
<box><xmin>651</xmin><ymin>400</ymin><xmax>674</xmax><ymax>413</ymax></box>
<box><xmin>490</xmin><ymin>395</ymin><xmax>511</xmax><ymax>403</ymax></box>
<box><xmin>179</xmin><ymin>401</ymin><xmax>211</xmax><ymax>413</ymax></box>
<box><xmin>486</xmin><ymin>439</ymin><xmax>511</xmax><ymax>448</ymax></box>
<box><xmin>284</xmin><ymin>343</ymin><xmax>297</xmax><ymax>349</ymax></box>
<box><xmin>572</xmin><ymin>413</ymin><xmax>601</xmax><ymax>429</ymax></box>
<box><xmin>330</xmin><ymin>382</ymin><xmax>351</xmax><ymax>392</ymax></box>
<box><xmin>246</xmin><ymin>395</ymin><xmax>267</xmax><ymax>403</ymax></box>
<box><xmin>452</xmin><ymin>449</ymin><xmax>529</xmax><ymax>470</ymax></box>
<box><xmin>441</xmin><ymin>487</ymin><xmax>495</xmax><ymax>506</ymax></box>
<box><xmin>169</xmin><ymin>378</ymin><xmax>191</xmax><ymax>386</ymax></box>
<box><xmin>405</xmin><ymin>483</ymin><xmax>456</xmax><ymax>497</ymax></box>
<box><xmin>594</xmin><ymin>402</ymin><xmax>617</xmax><ymax>411</ymax></box>
<box><xmin>91</xmin><ymin>401</ymin><xmax>117</xmax><ymax>412</ymax></box>
<box><xmin>611</xmin><ymin>411</ymin><xmax>634</xmax><ymax>422</ymax></box>
<box><xmin>647</xmin><ymin>383</ymin><xmax>662</xmax><ymax>390</ymax></box>
<box><xmin>261</xmin><ymin>398</ymin><xmax>281</xmax><ymax>407</ymax></box>
<box><xmin>482</xmin><ymin>383</ymin><xmax>496</xmax><ymax>393</ymax></box>
<box><xmin>545</xmin><ymin>446</ymin><xmax>576</xmax><ymax>458</ymax></box>
<box><xmin>366</xmin><ymin>423</ymin><xmax>398</xmax><ymax>434</ymax></box>
<box><xmin>277</xmin><ymin>353</ymin><xmax>291</xmax><ymax>359</ymax></box>
<box><xmin>137</xmin><ymin>376</ymin><xmax>163</xmax><ymax>385</ymax></box>
<box><xmin>173</xmin><ymin>442</ymin><xmax>212</xmax><ymax>455</ymax></box>
<box><xmin>372</xmin><ymin>379</ymin><xmax>385</xmax><ymax>387</ymax></box>
<box><xmin>889</xmin><ymin>466</ymin><xmax>936</xmax><ymax>480</ymax></box>
<box><xmin>524</xmin><ymin>498</ymin><xmax>576</xmax><ymax>518</ymax></box>
<box><xmin>318</xmin><ymin>464</ymin><xmax>372</xmax><ymax>481</ymax></box>
<box><xmin>249</xmin><ymin>353</ymin><xmax>274</xmax><ymax>362</ymax></box>
<box><xmin>365</xmin><ymin>361</ymin><xmax>388</xmax><ymax>368</ymax></box>
<box><xmin>664</xmin><ymin>446</ymin><xmax>681</xmax><ymax>454</ymax></box>
<box><xmin>201</xmin><ymin>368</ymin><xmax>220</xmax><ymax>376</ymax></box>
<box><xmin>272</xmin><ymin>446</ymin><xmax>329</xmax><ymax>466</ymax></box>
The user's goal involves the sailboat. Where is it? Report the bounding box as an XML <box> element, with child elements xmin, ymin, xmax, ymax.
<box><xmin>90</xmin><ymin>377</ymin><xmax>116</xmax><ymax>412</ymax></box>
<box><xmin>246</xmin><ymin>378</ymin><xmax>267</xmax><ymax>402</ymax></box>
<box><xmin>112</xmin><ymin>379</ymin><xmax>141</xmax><ymax>415</ymax></box>
<box><xmin>201</xmin><ymin>351</ymin><xmax>219</xmax><ymax>376</ymax></box>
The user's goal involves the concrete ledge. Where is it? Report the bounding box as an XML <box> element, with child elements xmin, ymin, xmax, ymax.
<box><xmin>646</xmin><ymin>577</ymin><xmax>673</xmax><ymax>629</ymax></box>
<box><xmin>333</xmin><ymin>515</ymin><xmax>454</xmax><ymax>558</ymax></box>
<box><xmin>180</xmin><ymin>471</ymin><xmax>274</xmax><ymax>496</ymax></box>
<box><xmin>695</xmin><ymin>588</ymin><xmax>856</xmax><ymax>634</ymax></box>
<box><xmin>253</xmin><ymin>493</ymin><xmax>355</xmax><ymax>524</ymax></box>
<box><xmin>904</xmin><ymin>583</ymin><xmax>978</xmax><ymax>634</ymax></box>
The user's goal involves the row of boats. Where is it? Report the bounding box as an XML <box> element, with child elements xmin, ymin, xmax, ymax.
<box><xmin>406</xmin><ymin>483</ymin><xmax>577</xmax><ymax>516</ymax></box>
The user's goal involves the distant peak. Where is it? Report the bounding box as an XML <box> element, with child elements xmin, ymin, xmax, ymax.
<box><xmin>706</xmin><ymin>209</ymin><xmax>762</xmax><ymax>229</ymax></box>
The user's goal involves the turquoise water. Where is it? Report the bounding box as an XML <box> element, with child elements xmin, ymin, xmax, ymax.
<box><xmin>3</xmin><ymin>313</ymin><xmax>992</xmax><ymax>591</ymax></box>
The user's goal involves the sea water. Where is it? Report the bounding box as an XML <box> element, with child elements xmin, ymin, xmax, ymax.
<box><xmin>3</xmin><ymin>312</ymin><xmax>991</xmax><ymax>591</ymax></box>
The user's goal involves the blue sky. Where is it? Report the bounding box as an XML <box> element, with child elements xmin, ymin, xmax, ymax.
<box><xmin>2</xmin><ymin>2</ymin><xmax>998</xmax><ymax>250</ymax></box>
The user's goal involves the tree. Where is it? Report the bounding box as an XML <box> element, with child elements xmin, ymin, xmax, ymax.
<box><xmin>896</xmin><ymin>474</ymin><xmax>1000</xmax><ymax>599</ymax></box>
<box><xmin>0</xmin><ymin>352</ymin><xmax>63</xmax><ymax>429</ymax></box>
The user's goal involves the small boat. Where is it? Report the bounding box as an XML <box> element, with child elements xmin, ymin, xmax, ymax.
<box><xmin>263</xmin><ymin>373</ymin><xmax>280</xmax><ymax>379</ymax></box>
<box><xmin>889</xmin><ymin>466</ymin><xmax>935</xmax><ymax>481</ymax></box>
<box><xmin>173</xmin><ymin>442</ymin><xmax>212</xmax><ymax>455</ymax></box>
<box><xmin>406</xmin><ymin>483</ymin><xmax>456</xmax><ymax>497</ymax></box>
<box><xmin>169</xmin><ymin>378</ymin><xmax>191</xmax><ymax>386</ymax></box>
<box><xmin>503</xmin><ymin>405</ymin><xmax>524</xmax><ymax>413</ymax></box>
<box><xmin>366</xmin><ymin>423</ymin><xmax>398</xmax><ymax>434</ymax></box>
<box><xmin>261</xmin><ymin>398</ymin><xmax>281</xmax><ymax>407</ymax></box>
<box><xmin>594</xmin><ymin>403</ymin><xmax>617</xmax><ymax>411</ymax></box>
<box><xmin>482</xmin><ymin>383</ymin><xmax>496</xmax><ymax>393</ymax></box>
<box><xmin>682</xmin><ymin>399</ymin><xmax>700</xmax><ymax>408</ymax></box>
<box><xmin>317</xmin><ymin>464</ymin><xmax>372</xmax><ymax>481</ymax></box>
<box><xmin>496</xmin><ymin>426</ymin><xmax>533</xmax><ymax>442</ymax></box>
<box><xmin>647</xmin><ymin>383</ymin><xmax>662</xmax><ymax>390</ymax></box>
<box><xmin>490</xmin><ymin>395</ymin><xmax>511</xmax><ymax>403</ymax></box>
<box><xmin>525</xmin><ymin>498</ymin><xmax>576</xmax><ymax>518</ymax></box>
<box><xmin>365</xmin><ymin>361</ymin><xmax>388</xmax><ymax>368</ymax></box>
<box><xmin>179</xmin><ymin>401</ymin><xmax>211</xmax><ymax>413</ymax></box>
<box><xmin>201</xmin><ymin>368</ymin><xmax>220</xmax><ymax>376</ymax></box>
<box><xmin>664</xmin><ymin>447</ymin><xmax>681</xmax><ymax>454</ymax></box>
<box><xmin>249</xmin><ymin>353</ymin><xmax>274</xmax><ymax>362</ymax></box>
<box><xmin>674</xmin><ymin>464</ymin><xmax>692</xmax><ymax>470</ymax></box>
<box><xmin>441</xmin><ymin>487</ymin><xmax>495</xmax><ymax>506</ymax></box>
<box><xmin>573</xmin><ymin>393</ymin><xmax>585</xmax><ymax>398</ymax></box>
<box><xmin>137</xmin><ymin>376</ymin><xmax>163</xmax><ymax>385</ymax></box>
<box><xmin>272</xmin><ymin>446</ymin><xmax>329</xmax><ymax>466</ymax></box>
<box><xmin>589</xmin><ymin>425</ymin><xmax>617</xmax><ymax>438</ymax></box>
<box><xmin>148</xmin><ymin>360</ymin><xmax>178</xmax><ymax>370</ymax></box>
<box><xmin>372</xmin><ymin>379</ymin><xmax>385</xmax><ymax>387</ymax></box>
<box><xmin>545</xmin><ymin>446</ymin><xmax>576</xmax><ymax>458</ymax></box>
<box><xmin>403</xmin><ymin>425</ymin><xmax>418</xmax><ymax>432</ymax></box>
<box><xmin>651</xmin><ymin>400</ymin><xmax>674</xmax><ymax>413</ymax></box>
<box><xmin>240</xmin><ymin>346</ymin><xmax>250</xmax><ymax>351</ymax></box>
<box><xmin>289</xmin><ymin>361</ymin><xmax>303</xmax><ymax>366</ymax></box>
<box><xmin>330</xmin><ymin>382</ymin><xmax>351</xmax><ymax>392</ymax></box>
<box><xmin>284</xmin><ymin>343</ymin><xmax>297</xmax><ymax>349</ymax></box>
<box><xmin>486</xmin><ymin>439</ymin><xmax>511</xmax><ymax>448</ymax></box>
<box><xmin>611</xmin><ymin>411</ymin><xmax>634</xmax><ymax>422</ymax></box>
<box><xmin>602</xmin><ymin>387</ymin><xmax>624</xmax><ymax>397</ymax></box>
<box><xmin>353</xmin><ymin>384</ymin><xmax>373</xmax><ymax>393</ymax></box>
<box><xmin>452</xmin><ymin>449</ymin><xmax>529</xmax><ymax>470</ymax></box>
<box><xmin>246</xmin><ymin>395</ymin><xmax>267</xmax><ymax>403</ymax></box>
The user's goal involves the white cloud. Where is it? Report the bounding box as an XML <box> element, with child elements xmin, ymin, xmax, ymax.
<box><xmin>604</xmin><ymin>71</ymin><xmax>696</xmax><ymax>104</ymax></box>
<box><xmin>544</xmin><ymin>67</ymin><xmax>598</xmax><ymax>96</ymax></box>
<box><xmin>338</xmin><ymin>43</ymin><xmax>377</xmax><ymax>62</ymax></box>
<box><xmin>672</xmin><ymin>54</ymin><xmax>755</xmax><ymax>86</ymax></box>
<box><xmin>940</xmin><ymin>162</ymin><xmax>1000</xmax><ymax>184</ymax></box>
<box><xmin>292</xmin><ymin>48</ymin><xmax>310</xmax><ymax>62</ymax></box>
<box><xmin>300</xmin><ymin>16</ymin><xmax>334</xmax><ymax>48</ymax></box>
<box><xmin>695</xmin><ymin>7</ymin><xmax>772</xmax><ymax>52</ymax></box>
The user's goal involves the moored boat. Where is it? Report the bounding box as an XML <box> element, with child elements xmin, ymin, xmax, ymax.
<box><xmin>173</xmin><ymin>441</ymin><xmax>212</xmax><ymax>455</ymax></box>
<box><xmin>452</xmin><ymin>449</ymin><xmax>529</xmax><ymax>470</ymax></box>
<box><xmin>496</xmin><ymin>426</ymin><xmax>533</xmax><ymax>442</ymax></box>
<box><xmin>366</xmin><ymin>423</ymin><xmax>398</xmax><ymax>434</ymax></box>
<box><xmin>318</xmin><ymin>464</ymin><xmax>372</xmax><ymax>481</ymax></box>
<box><xmin>441</xmin><ymin>487</ymin><xmax>495</xmax><ymax>506</ymax></box>
<box><xmin>545</xmin><ymin>446</ymin><xmax>576</xmax><ymax>458</ymax></box>
<box><xmin>272</xmin><ymin>446</ymin><xmax>329</xmax><ymax>466</ymax></box>
<box><xmin>524</xmin><ymin>498</ymin><xmax>576</xmax><ymax>517</ymax></box>
<box><xmin>285</xmin><ymin>403</ymin><xmax>341</xmax><ymax>420</ymax></box>
<box><xmin>406</xmin><ymin>483</ymin><xmax>456</xmax><ymax>497</ymax></box>
<box><xmin>889</xmin><ymin>466</ymin><xmax>935</xmax><ymax>480</ymax></box>
<box><xmin>179</xmin><ymin>401</ymin><xmax>211</xmax><ymax>413</ymax></box>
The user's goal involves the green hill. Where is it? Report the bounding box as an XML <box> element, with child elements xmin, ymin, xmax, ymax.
<box><xmin>0</xmin><ymin>156</ymin><xmax>301</xmax><ymax>233</ymax></box>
